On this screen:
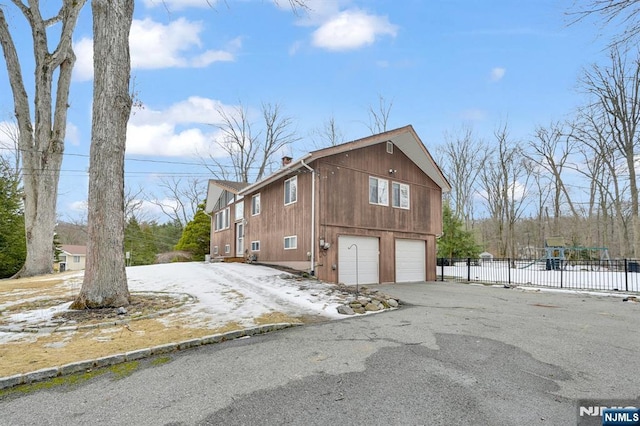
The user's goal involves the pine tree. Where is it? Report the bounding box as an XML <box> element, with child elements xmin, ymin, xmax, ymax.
<box><xmin>175</xmin><ymin>203</ymin><xmax>211</xmax><ymax>261</ymax></box>
<box><xmin>124</xmin><ymin>216</ymin><xmax>158</xmax><ymax>266</ymax></box>
<box><xmin>437</xmin><ymin>202</ymin><xmax>481</xmax><ymax>260</ymax></box>
<box><xmin>0</xmin><ymin>163</ymin><xmax>26</xmax><ymax>278</ymax></box>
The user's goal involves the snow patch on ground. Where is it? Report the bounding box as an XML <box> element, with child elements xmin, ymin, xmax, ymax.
<box><xmin>0</xmin><ymin>262</ymin><xmax>348</xmax><ymax>344</ymax></box>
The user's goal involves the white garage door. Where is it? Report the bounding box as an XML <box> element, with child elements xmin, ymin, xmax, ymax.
<box><xmin>338</xmin><ymin>236</ymin><xmax>379</xmax><ymax>285</ymax></box>
<box><xmin>396</xmin><ymin>239</ymin><xmax>425</xmax><ymax>282</ymax></box>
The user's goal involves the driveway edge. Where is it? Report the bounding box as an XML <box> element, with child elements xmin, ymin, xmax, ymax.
<box><xmin>0</xmin><ymin>322</ymin><xmax>300</xmax><ymax>391</ymax></box>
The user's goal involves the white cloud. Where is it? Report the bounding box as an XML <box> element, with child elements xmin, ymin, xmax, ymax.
<box><xmin>130</xmin><ymin>18</ymin><xmax>235</xmax><ymax>69</ymax></box>
<box><xmin>126</xmin><ymin>96</ymin><xmax>234</xmax><ymax>157</ymax></box>
<box><xmin>73</xmin><ymin>18</ymin><xmax>236</xmax><ymax>81</ymax></box>
<box><xmin>509</xmin><ymin>181</ymin><xmax>526</xmax><ymax>201</ymax></box>
<box><xmin>490</xmin><ymin>67</ymin><xmax>506</xmax><ymax>82</ymax></box>
<box><xmin>0</xmin><ymin>120</ymin><xmax>18</xmax><ymax>148</ymax></box>
<box><xmin>133</xmin><ymin>96</ymin><xmax>227</xmax><ymax>126</ymax></box>
<box><xmin>311</xmin><ymin>9</ymin><xmax>397</xmax><ymax>51</ymax></box>
<box><xmin>69</xmin><ymin>200</ymin><xmax>88</xmax><ymax>213</ymax></box>
<box><xmin>126</xmin><ymin>124</ymin><xmax>210</xmax><ymax>157</ymax></box>
<box><xmin>73</xmin><ymin>38</ymin><xmax>93</xmax><ymax>82</ymax></box>
<box><xmin>141</xmin><ymin>0</ymin><xmax>217</xmax><ymax>10</ymax></box>
<box><xmin>65</xmin><ymin>122</ymin><xmax>81</xmax><ymax>146</ymax></box>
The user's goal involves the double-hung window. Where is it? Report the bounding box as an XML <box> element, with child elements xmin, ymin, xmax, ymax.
<box><xmin>369</xmin><ymin>177</ymin><xmax>389</xmax><ymax>206</ymax></box>
<box><xmin>392</xmin><ymin>182</ymin><xmax>410</xmax><ymax>209</ymax></box>
<box><xmin>251</xmin><ymin>241</ymin><xmax>260</xmax><ymax>251</ymax></box>
<box><xmin>215</xmin><ymin>207</ymin><xmax>230</xmax><ymax>231</ymax></box>
<box><xmin>235</xmin><ymin>201</ymin><xmax>244</xmax><ymax>221</ymax></box>
<box><xmin>251</xmin><ymin>194</ymin><xmax>261</xmax><ymax>215</ymax></box>
<box><xmin>284</xmin><ymin>176</ymin><xmax>297</xmax><ymax>205</ymax></box>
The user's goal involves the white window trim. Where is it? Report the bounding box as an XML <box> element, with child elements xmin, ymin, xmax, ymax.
<box><xmin>284</xmin><ymin>176</ymin><xmax>298</xmax><ymax>206</ymax></box>
<box><xmin>369</xmin><ymin>176</ymin><xmax>389</xmax><ymax>206</ymax></box>
<box><xmin>392</xmin><ymin>182</ymin><xmax>410</xmax><ymax>210</ymax></box>
<box><xmin>215</xmin><ymin>207</ymin><xmax>231</xmax><ymax>231</ymax></box>
<box><xmin>251</xmin><ymin>193</ymin><xmax>261</xmax><ymax>216</ymax></box>
<box><xmin>213</xmin><ymin>246</ymin><xmax>219</xmax><ymax>255</ymax></box>
<box><xmin>284</xmin><ymin>235</ymin><xmax>297</xmax><ymax>250</ymax></box>
<box><xmin>386</xmin><ymin>141</ymin><xmax>393</xmax><ymax>154</ymax></box>
<box><xmin>224</xmin><ymin>244</ymin><xmax>231</xmax><ymax>254</ymax></box>
<box><xmin>235</xmin><ymin>201</ymin><xmax>244</xmax><ymax>222</ymax></box>
<box><xmin>251</xmin><ymin>241</ymin><xmax>261</xmax><ymax>251</ymax></box>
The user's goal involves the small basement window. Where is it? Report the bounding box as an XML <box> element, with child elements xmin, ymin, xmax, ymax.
<box><xmin>284</xmin><ymin>235</ymin><xmax>297</xmax><ymax>250</ymax></box>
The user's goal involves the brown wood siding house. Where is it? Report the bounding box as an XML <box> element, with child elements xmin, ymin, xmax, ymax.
<box><xmin>205</xmin><ymin>125</ymin><xmax>450</xmax><ymax>285</ymax></box>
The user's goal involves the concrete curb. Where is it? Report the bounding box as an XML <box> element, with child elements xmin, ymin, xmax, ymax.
<box><xmin>0</xmin><ymin>322</ymin><xmax>301</xmax><ymax>391</ymax></box>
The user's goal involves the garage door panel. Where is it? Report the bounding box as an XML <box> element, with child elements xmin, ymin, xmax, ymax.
<box><xmin>338</xmin><ymin>236</ymin><xmax>379</xmax><ymax>285</ymax></box>
<box><xmin>396</xmin><ymin>239</ymin><xmax>425</xmax><ymax>282</ymax></box>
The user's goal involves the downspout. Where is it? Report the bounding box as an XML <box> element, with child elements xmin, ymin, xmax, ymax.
<box><xmin>203</xmin><ymin>210</ymin><xmax>213</xmax><ymax>260</ymax></box>
<box><xmin>301</xmin><ymin>160</ymin><xmax>315</xmax><ymax>276</ymax></box>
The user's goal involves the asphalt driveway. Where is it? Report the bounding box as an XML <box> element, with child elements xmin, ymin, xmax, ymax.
<box><xmin>1</xmin><ymin>281</ymin><xmax>638</xmax><ymax>425</ymax></box>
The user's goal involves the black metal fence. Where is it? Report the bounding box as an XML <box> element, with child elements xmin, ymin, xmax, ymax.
<box><xmin>437</xmin><ymin>258</ymin><xmax>640</xmax><ymax>293</ymax></box>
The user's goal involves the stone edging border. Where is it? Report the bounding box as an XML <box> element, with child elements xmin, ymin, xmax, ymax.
<box><xmin>0</xmin><ymin>322</ymin><xmax>300</xmax><ymax>391</ymax></box>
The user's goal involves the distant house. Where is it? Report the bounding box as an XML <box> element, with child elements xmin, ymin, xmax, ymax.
<box><xmin>57</xmin><ymin>245</ymin><xmax>87</xmax><ymax>272</ymax></box>
<box><xmin>205</xmin><ymin>125</ymin><xmax>450</xmax><ymax>285</ymax></box>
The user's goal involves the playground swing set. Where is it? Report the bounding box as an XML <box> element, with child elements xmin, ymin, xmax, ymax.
<box><xmin>520</xmin><ymin>237</ymin><xmax>611</xmax><ymax>270</ymax></box>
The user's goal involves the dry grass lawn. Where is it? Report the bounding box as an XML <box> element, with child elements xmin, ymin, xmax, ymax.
<box><xmin>0</xmin><ymin>273</ymin><xmax>306</xmax><ymax>377</ymax></box>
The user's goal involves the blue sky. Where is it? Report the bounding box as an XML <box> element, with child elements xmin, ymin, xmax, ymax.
<box><xmin>0</xmin><ymin>0</ymin><xmax>614</xmax><ymax>222</ymax></box>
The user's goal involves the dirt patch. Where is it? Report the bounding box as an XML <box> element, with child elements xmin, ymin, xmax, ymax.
<box><xmin>254</xmin><ymin>312</ymin><xmax>303</xmax><ymax>325</ymax></box>
<box><xmin>55</xmin><ymin>294</ymin><xmax>182</xmax><ymax>326</ymax></box>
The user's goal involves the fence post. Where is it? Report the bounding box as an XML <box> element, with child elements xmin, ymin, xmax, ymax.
<box><xmin>508</xmin><ymin>258</ymin><xmax>511</xmax><ymax>285</ymax></box>
<box><xmin>625</xmin><ymin>259</ymin><xmax>629</xmax><ymax>292</ymax></box>
<box><xmin>467</xmin><ymin>258</ymin><xmax>471</xmax><ymax>282</ymax></box>
<box><xmin>440</xmin><ymin>259</ymin><xmax>444</xmax><ymax>282</ymax></box>
<box><xmin>560</xmin><ymin>260</ymin><xmax>563</xmax><ymax>289</ymax></box>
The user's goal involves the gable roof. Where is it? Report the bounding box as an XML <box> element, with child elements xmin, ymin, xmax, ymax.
<box><xmin>204</xmin><ymin>179</ymin><xmax>249</xmax><ymax>213</ymax></box>
<box><xmin>239</xmin><ymin>125</ymin><xmax>450</xmax><ymax>196</ymax></box>
<box><xmin>60</xmin><ymin>245</ymin><xmax>87</xmax><ymax>256</ymax></box>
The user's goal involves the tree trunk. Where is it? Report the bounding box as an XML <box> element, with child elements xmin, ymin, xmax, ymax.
<box><xmin>72</xmin><ymin>0</ymin><xmax>133</xmax><ymax>309</ymax></box>
<box><xmin>0</xmin><ymin>2</ymin><xmax>86</xmax><ymax>278</ymax></box>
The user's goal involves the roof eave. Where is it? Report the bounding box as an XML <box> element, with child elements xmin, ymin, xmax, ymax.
<box><xmin>238</xmin><ymin>154</ymin><xmax>313</xmax><ymax>196</ymax></box>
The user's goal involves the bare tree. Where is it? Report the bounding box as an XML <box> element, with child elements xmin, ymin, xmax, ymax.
<box><xmin>479</xmin><ymin>123</ymin><xmax>533</xmax><ymax>259</ymax></box>
<box><xmin>366</xmin><ymin>94</ymin><xmax>393</xmax><ymax>134</ymax></box>
<box><xmin>124</xmin><ymin>186</ymin><xmax>148</xmax><ymax>222</ymax></box>
<box><xmin>437</xmin><ymin>125</ymin><xmax>488</xmax><ymax>229</ymax></box>
<box><xmin>72</xmin><ymin>0</ymin><xmax>133</xmax><ymax>309</ymax></box>
<box><xmin>207</xmin><ymin>102</ymin><xmax>300</xmax><ymax>183</ymax></box>
<box><xmin>0</xmin><ymin>118</ymin><xmax>20</xmax><ymax>175</ymax></box>
<box><xmin>0</xmin><ymin>1</ymin><xmax>87</xmax><ymax>277</ymax></box>
<box><xmin>311</xmin><ymin>115</ymin><xmax>344</xmax><ymax>148</ymax></box>
<box><xmin>569</xmin><ymin>0</ymin><xmax>640</xmax><ymax>47</ymax></box>
<box><xmin>579</xmin><ymin>47</ymin><xmax>640</xmax><ymax>256</ymax></box>
<box><xmin>526</xmin><ymin>122</ymin><xmax>581</xmax><ymax>233</ymax></box>
<box><xmin>570</xmin><ymin>103</ymin><xmax>632</xmax><ymax>256</ymax></box>
<box><xmin>149</xmin><ymin>177</ymin><xmax>205</xmax><ymax>227</ymax></box>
